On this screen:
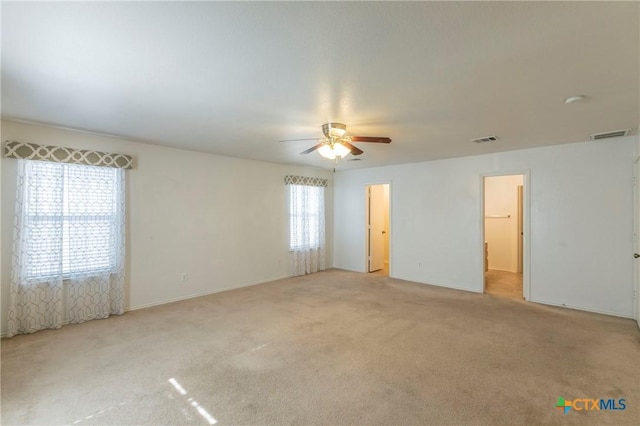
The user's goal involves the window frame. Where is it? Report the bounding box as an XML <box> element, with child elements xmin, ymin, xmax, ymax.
<box><xmin>288</xmin><ymin>184</ymin><xmax>323</xmax><ymax>251</ymax></box>
<box><xmin>23</xmin><ymin>161</ymin><xmax>121</xmax><ymax>281</ymax></box>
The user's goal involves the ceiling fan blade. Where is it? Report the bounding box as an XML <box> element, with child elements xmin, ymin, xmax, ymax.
<box><xmin>279</xmin><ymin>138</ymin><xmax>322</xmax><ymax>143</ymax></box>
<box><xmin>300</xmin><ymin>143</ymin><xmax>325</xmax><ymax>155</ymax></box>
<box><xmin>341</xmin><ymin>141</ymin><xmax>364</xmax><ymax>156</ymax></box>
<box><xmin>350</xmin><ymin>136</ymin><xmax>392</xmax><ymax>143</ymax></box>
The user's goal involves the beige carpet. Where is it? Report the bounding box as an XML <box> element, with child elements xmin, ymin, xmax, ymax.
<box><xmin>2</xmin><ymin>269</ymin><xmax>639</xmax><ymax>425</ymax></box>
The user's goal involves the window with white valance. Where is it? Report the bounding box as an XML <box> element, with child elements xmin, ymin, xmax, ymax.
<box><xmin>285</xmin><ymin>175</ymin><xmax>326</xmax><ymax>276</ymax></box>
<box><xmin>22</xmin><ymin>161</ymin><xmax>123</xmax><ymax>279</ymax></box>
<box><xmin>5</xmin><ymin>141</ymin><xmax>130</xmax><ymax>338</ymax></box>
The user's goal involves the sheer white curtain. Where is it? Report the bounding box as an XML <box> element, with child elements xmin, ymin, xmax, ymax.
<box><xmin>290</xmin><ymin>184</ymin><xmax>325</xmax><ymax>276</ymax></box>
<box><xmin>7</xmin><ymin>160</ymin><xmax>125</xmax><ymax>338</ymax></box>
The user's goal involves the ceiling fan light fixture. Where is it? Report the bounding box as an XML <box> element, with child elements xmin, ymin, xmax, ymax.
<box><xmin>318</xmin><ymin>142</ymin><xmax>350</xmax><ymax>160</ymax></box>
<box><xmin>333</xmin><ymin>142</ymin><xmax>351</xmax><ymax>157</ymax></box>
<box><xmin>317</xmin><ymin>144</ymin><xmax>335</xmax><ymax>159</ymax></box>
<box><xmin>289</xmin><ymin>122</ymin><xmax>390</xmax><ymax>161</ymax></box>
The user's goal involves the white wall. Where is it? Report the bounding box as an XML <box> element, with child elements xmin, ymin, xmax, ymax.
<box><xmin>334</xmin><ymin>137</ymin><xmax>636</xmax><ymax>318</ymax></box>
<box><xmin>484</xmin><ymin>174</ymin><xmax>523</xmax><ymax>272</ymax></box>
<box><xmin>0</xmin><ymin>120</ymin><xmax>333</xmax><ymax>334</ymax></box>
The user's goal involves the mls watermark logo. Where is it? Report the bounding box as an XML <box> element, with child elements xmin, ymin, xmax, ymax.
<box><xmin>555</xmin><ymin>396</ymin><xmax>626</xmax><ymax>414</ymax></box>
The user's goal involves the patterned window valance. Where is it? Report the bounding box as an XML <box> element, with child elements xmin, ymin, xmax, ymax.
<box><xmin>4</xmin><ymin>140</ymin><xmax>134</xmax><ymax>169</ymax></box>
<box><xmin>284</xmin><ymin>175</ymin><xmax>328</xmax><ymax>187</ymax></box>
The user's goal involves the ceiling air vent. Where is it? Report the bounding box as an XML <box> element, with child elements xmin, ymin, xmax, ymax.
<box><xmin>471</xmin><ymin>136</ymin><xmax>499</xmax><ymax>143</ymax></box>
<box><xmin>590</xmin><ymin>129</ymin><xmax>630</xmax><ymax>140</ymax></box>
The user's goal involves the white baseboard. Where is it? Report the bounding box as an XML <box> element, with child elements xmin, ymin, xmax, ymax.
<box><xmin>486</xmin><ymin>268</ymin><xmax>519</xmax><ymax>273</ymax></box>
<box><xmin>393</xmin><ymin>275</ymin><xmax>482</xmax><ymax>294</ymax></box>
<box><xmin>126</xmin><ymin>274</ymin><xmax>293</xmax><ymax>312</ymax></box>
<box><xmin>331</xmin><ymin>265</ymin><xmax>366</xmax><ymax>273</ymax></box>
<box><xmin>528</xmin><ymin>297</ymin><xmax>633</xmax><ymax>319</ymax></box>
<box><xmin>3</xmin><ymin>274</ymin><xmax>631</xmax><ymax>337</ymax></box>
<box><xmin>0</xmin><ymin>274</ymin><xmax>293</xmax><ymax>338</ymax></box>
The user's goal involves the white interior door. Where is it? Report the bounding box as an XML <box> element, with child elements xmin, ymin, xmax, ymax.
<box><xmin>634</xmin><ymin>157</ymin><xmax>640</xmax><ymax>328</ymax></box>
<box><xmin>368</xmin><ymin>185</ymin><xmax>385</xmax><ymax>272</ymax></box>
<box><xmin>517</xmin><ymin>185</ymin><xmax>524</xmax><ymax>274</ymax></box>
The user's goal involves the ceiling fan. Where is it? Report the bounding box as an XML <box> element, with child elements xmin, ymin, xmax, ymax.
<box><xmin>280</xmin><ymin>123</ymin><xmax>391</xmax><ymax>161</ymax></box>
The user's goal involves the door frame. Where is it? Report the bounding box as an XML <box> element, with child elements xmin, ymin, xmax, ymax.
<box><xmin>480</xmin><ymin>170</ymin><xmax>531</xmax><ymax>300</ymax></box>
<box><xmin>364</xmin><ymin>181</ymin><xmax>392</xmax><ymax>276</ymax></box>
<box><xmin>633</xmin><ymin>156</ymin><xmax>640</xmax><ymax>327</ymax></box>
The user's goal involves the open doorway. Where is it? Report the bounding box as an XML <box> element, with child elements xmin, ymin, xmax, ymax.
<box><xmin>366</xmin><ymin>184</ymin><xmax>390</xmax><ymax>276</ymax></box>
<box><xmin>483</xmin><ymin>174</ymin><xmax>525</xmax><ymax>299</ymax></box>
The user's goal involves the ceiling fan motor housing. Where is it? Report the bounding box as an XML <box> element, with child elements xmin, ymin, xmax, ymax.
<box><xmin>322</xmin><ymin>122</ymin><xmax>347</xmax><ymax>138</ymax></box>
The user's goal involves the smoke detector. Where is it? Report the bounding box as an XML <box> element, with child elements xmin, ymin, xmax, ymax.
<box><xmin>564</xmin><ymin>95</ymin><xmax>588</xmax><ymax>104</ymax></box>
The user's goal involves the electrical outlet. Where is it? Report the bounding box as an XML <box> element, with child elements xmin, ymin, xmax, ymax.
<box><xmin>181</xmin><ymin>273</ymin><xmax>188</xmax><ymax>282</ymax></box>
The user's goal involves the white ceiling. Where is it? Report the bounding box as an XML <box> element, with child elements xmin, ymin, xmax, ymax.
<box><xmin>2</xmin><ymin>1</ymin><xmax>638</xmax><ymax>170</ymax></box>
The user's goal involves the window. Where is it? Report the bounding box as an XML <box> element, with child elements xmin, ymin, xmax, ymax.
<box><xmin>289</xmin><ymin>184</ymin><xmax>324</xmax><ymax>250</ymax></box>
<box><xmin>23</xmin><ymin>160</ymin><xmax>123</xmax><ymax>279</ymax></box>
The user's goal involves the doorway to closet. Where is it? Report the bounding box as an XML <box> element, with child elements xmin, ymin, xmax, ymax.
<box><xmin>483</xmin><ymin>174</ymin><xmax>525</xmax><ymax>299</ymax></box>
